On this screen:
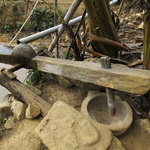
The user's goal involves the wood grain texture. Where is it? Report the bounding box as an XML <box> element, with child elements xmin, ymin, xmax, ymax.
<box><xmin>27</xmin><ymin>56</ymin><xmax>150</xmax><ymax>95</ymax></box>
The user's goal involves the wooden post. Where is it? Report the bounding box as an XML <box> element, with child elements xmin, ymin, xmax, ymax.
<box><xmin>143</xmin><ymin>9</ymin><xmax>150</xmax><ymax>69</ymax></box>
<box><xmin>100</xmin><ymin>57</ymin><xmax>116</xmax><ymax>116</ymax></box>
<box><xmin>82</xmin><ymin>0</ymin><xmax>119</xmax><ymax>57</ymax></box>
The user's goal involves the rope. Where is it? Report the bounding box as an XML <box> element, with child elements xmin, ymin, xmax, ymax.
<box><xmin>9</xmin><ymin>0</ymin><xmax>39</xmax><ymax>45</ymax></box>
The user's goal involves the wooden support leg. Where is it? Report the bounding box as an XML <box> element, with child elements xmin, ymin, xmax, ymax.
<box><xmin>106</xmin><ymin>88</ymin><xmax>116</xmax><ymax>116</ymax></box>
<box><xmin>9</xmin><ymin>63</ymin><xmax>23</xmax><ymax>72</ymax></box>
<box><xmin>100</xmin><ymin>57</ymin><xmax>116</xmax><ymax>116</ymax></box>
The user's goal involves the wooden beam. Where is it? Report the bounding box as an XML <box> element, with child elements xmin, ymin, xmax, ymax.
<box><xmin>25</xmin><ymin>56</ymin><xmax>150</xmax><ymax>95</ymax></box>
<box><xmin>0</xmin><ymin>55</ymin><xmax>150</xmax><ymax>94</ymax></box>
<box><xmin>0</xmin><ymin>54</ymin><xmax>16</xmax><ymax>65</ymax></box>
<box><xmin>0</xmin><ymin>69</ymin><xmax>52</xmax><ymax>116</ymax></box>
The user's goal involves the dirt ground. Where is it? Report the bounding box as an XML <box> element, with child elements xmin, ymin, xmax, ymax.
<box><xmin>37</xmin><ymin>74</ymin><xmax>150</xmax><ymax>150</ymax></box>
<box><xmin>0</xmin><ymin>76</ymin><xmax>150</xmax><ymax>150</ymax></box>
<box><xmin>0</xmin><ymin>1</ymin><xmax>150</xmax><ymax>150</ymax></box>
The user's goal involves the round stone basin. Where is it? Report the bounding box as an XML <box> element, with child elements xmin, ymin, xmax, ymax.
<box><xmin>81</xmin><ymin>92</ymin><xmax>133</xmax><ymax>136</ymax></box>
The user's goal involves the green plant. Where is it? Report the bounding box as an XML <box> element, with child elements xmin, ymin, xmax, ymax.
<box><xmin>3</xmin><ymin>25</ymin><xmax>10</xmax><ymax>33</ymax></box>
<box><xmin>65</xmin><ymin>50</ymin><xmax>74</xmax><ymax>59</ymax></box>
<box><xmin>36</xmin><ymin>44</ymin><xmax>48</xmax><ymax>52</ymax></box>
<box><xmin>0</xmin><ymin>117</ymin><xmax>8</xmax><ymax>123</ymax></box>
<box><xmin>29</xmin><ymin>7</ymin><xmax>54</xmax><ymax>31</ymax></box>
<box><xmin>2</xmin><ymin>117</ymin><xmax>7</xmax><ymax>122</ymax></box>
<box><xmin>24</xmin><ymin>70</ymin><xmax>43</xmax><ymax>85</ymax></box>
<box><xmin>17</xmin><ymin>21</ymin><xmax>23</xmax><ymax>29</ymax></box>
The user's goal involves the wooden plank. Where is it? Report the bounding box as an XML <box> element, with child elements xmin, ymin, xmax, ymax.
<box><xmin>0</xmin><ymin>54</ymin><xmax>16</xmax><ymax>65</ymax></box>
<box><xmin>25</xmin><ymin>56</ymin><xmax>150</xmax><ymax>95</ymax></box>
<box><xmin>0</xmin><ymin>54</ymin><xmax>150</xmax><ymax>94</ymax></box>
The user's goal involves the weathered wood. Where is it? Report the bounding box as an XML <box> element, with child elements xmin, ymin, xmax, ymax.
<box><xmin>0</xmin><ymin>70</ymin><xmax>52</xmax><ymax>116</ymax></box>
<box><xmin>26</xmin><ymin>56</ymin><xmax>150</xmax><ymax>95</ymax></box>
<box><xmin>82</xmin><ymin>0</ymin><xmax>119</xmax><ymax>57</ymax></box>
<box><xmin>9</xmin><ymin>64</ymin><xmax>23</xmax><ymax>72</ymax></box>
<box><xmin>1</xmin><ymin>55</ymin><xmax>150</xmax><ymax>94</ymax></box>
<box><xmin>0</xmin><ymin>54</ymin><xmax>18</xmax><ymax>65</ymax></box>
<box><xmin>143</xmin><ymin>10</ymin><xmax>150</xmax><ymax>70</ymax></box>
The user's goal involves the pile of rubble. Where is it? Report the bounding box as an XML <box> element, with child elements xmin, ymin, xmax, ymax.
<box><xmin>0</xmin><ymin>95</ymin><xmax>41</xmax><ymax>129</ymax></box>
<box><xmin>0</xmin><ymin>75</ymin><xmax>150</xmax><ymax>150</ymax></box>
<box><xmin>0</xmin><ymin>94</ymin><xmax>125</xmax><ymax>150</ymax></box>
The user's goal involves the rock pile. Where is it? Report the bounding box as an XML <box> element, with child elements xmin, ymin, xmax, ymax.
<box><xmin>0</xmin><ymin>94</ymin><xmax>41</xmax><ymax>129</ymax></box>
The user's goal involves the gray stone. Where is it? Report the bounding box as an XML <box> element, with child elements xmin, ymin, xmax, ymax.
<box><xmin>26</xmin><ymin>103</ymin><xmax>41</xmax><ymax>119</ymax></box>
<box><xmin>11</xmin><ymin>101</ymin><xmax>26</xmax><ymax>120</ymax></box>
<box><xmin>35</xmin><ymin>101</ymin><xmax>125</xmax><ymax>150</ymax></box>
<box><xmin>4</xmin><ymin>116</ymin><xmax>16</xmax><ymax>129</ymax></box>
<box><xmin>81</xmin><ymin>92</ymin><xmax>133</xmax><ymax>136</ymax></box>
<box><xmin>11</xmin><ymin>43</ymin><xmax>36</xmax><ymax>64</ymax></box>
<box><xmin>0</xmin><ymin>102</ymin><xmax>12</xmax><ymax>121</ymax></box>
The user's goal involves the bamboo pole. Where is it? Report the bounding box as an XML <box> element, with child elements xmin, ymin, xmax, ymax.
<box><xmin>18</xmin><ymin>14</ymin><xmax>88</xmax><ymax>44</ymax></box>
<box><xmin>143</xmin><ymin>10</ymin><xmax>150</xmax><ymax>70</ymax></box>
<box><xmin>82</xmin><ymin>0</ymin><xmax>119</xmax><ymax>57</ymax></box>
<box><xmin>48</xmin><ymin>0</ymin><xmax>82</xmax><ymax>51</ymax></box>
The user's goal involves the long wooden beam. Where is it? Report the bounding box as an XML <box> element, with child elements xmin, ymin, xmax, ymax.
<box><xmin>26</xmin><ymin>56</ymin><xmax>150</xmax><ymax>95</ymax></box>
<box><xmin>0</xmin><ymin>69</ymin><xmax>52</xmax><ymax>116</ymax></box>
<box><xmin>0</xmin><ymin>55</ymin><xmax>150</xmax><ymax>94</ymax></box>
